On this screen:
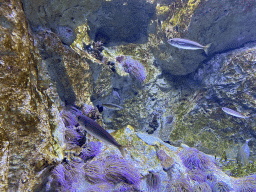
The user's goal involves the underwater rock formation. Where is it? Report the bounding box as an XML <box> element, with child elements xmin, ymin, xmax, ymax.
<box><xmin>87</xmin><ymin>0</ymin><xmax>155</xmax><ymax>46</ymax></box>
<box><xmin>0</xmin><ymin>0</ymin><xmax>59</xmax><ymax>191</ymax></box>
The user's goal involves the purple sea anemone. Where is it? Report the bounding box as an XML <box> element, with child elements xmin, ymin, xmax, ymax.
<box><xmin>146</xmin><ymin>172</ymin><xmax>161</xmax><ymax>192</ymax></box>
<box><xmin>64</xmin><ymin>127</ymin><xmax>83</xmax><ymax>147</ymax></box>
<box><xmin>103</xmin><ymin>155</ymin><xmax>141</xmax><ymax>185</ymax></box>
<box><xmin>187</xmin><ymin>169</ymin><xmax>206</xmax><ymax>183</ymax></box>
<box><xmin>113</xmin><ymin>182</ymin><xmax>138</xmax><ymax>192</ymax></box>
<box><xmin>179</xmin><ymin>147</ymin><xmax>213</xmax><ymax>171</ymax></box>
<box><xmin>165</xmin><ymin>178</ymin><xmax>193</xmax><ymax>192</ymax></box>
<box><xmin>51</xmin><ymin>163</ymin><xmax>77</xmax><ymax>191</ymax></box>
<box><xmin>117</xmin><ymin>56</ymin><xmax>146</xmax><ymax>83</ymax></box>
<box><xmin>193</xmin><ymin>182</ymin><xmax>212</xmax><ymax>192</ymax></box>
<box><xmin>206</xmin><ymin>172</ymin><xmax>217</xmax><ymax>183</ymax></box>
<box><xmin>82</xmin><ymin>103</ymin><xmax>95</xmax><ymax>115</ymax></box>
<box><xmin>86</xmin><ymin>183</ymin><xmax>113</xmax><ymax>192</ymax></box>
<box><xmin>84</xmin><ymin>160</ymin><xmax>105</xmax><ymax>184</ymax></box>
<box><xmin>80</xmin><ymin>141</ymin><xmax>102</xmax><ymax>161</ymax></box>
<box><xmin>60</xmin><ymin>109</ymin><xmax>78</xmax><ymax>127</ymax></box>
<box><xmin>212</xmin><ymin>181</ymin><xmax>232</xmax><ymax>192</ymax></box>
<box><xmin>235</xmin><ymin>174</ymin><xmax>256</xmax><ymax>192</ymax></box>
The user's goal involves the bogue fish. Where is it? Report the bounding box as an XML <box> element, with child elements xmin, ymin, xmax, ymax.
<box><xmin>222</xmin><ymin>107</ymin><xmax>249</xmax><ymax>119</ymax></box>
<box><xmin>236</xmin><ymin>139</ymin><xmax>251</xmax><ymax>166</ymax></box>
<box><xmin>77</xmin><ymin>114</ymin><xmax>125</xmax><ymax>157</ymax></box>
<box><xmin>102</xmin><ymin>103</ymin><xmax>123</xmax><ymax>110</ymax></box>
<box><xmin>167</xmin><ymin>38</ymin><xmax>212</xmax><ymax>54</ymax></box>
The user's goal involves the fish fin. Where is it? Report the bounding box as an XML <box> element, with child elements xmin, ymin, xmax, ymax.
<box><xmin>203</xmin><ymin>43</ymin><xmax>212</xmax><ymax>55</ymax></box>
<box><xmin>118</xmin><ymin>145</ymin><xmax>126</xmax><ymax>158</ymax></box>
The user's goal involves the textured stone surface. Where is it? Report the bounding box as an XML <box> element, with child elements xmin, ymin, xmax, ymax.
<box><xmin>154</xmin><ymin>0</ymin><xmax>256</xmax><ymax>75</ymax></box>
<box><xmin>0</xmin><ymin>1</ymin><xmax>58</xmax><ymax>191</ymax></box>
<box><xmin>21</xmin><ymin>0</ymin><xmax>104</xmax><ymax>44</ymax></box>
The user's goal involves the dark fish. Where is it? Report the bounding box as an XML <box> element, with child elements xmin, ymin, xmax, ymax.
<box><xmin>77</xmin><ymin>115</ymin><xmax>125</xmax><ymax>157</ymax></box>
<box><xmin>167</xmin><ymin>38</ymin><xmax>212</xmax><ymax>54</ymax></box>
<box><xmin>102</xmin><ymin>103</ymin><xmax>123</xmax><ymax>110</ymax></box>
<box><xmin>222</xmin><ymin>107</ymin><xmax>249</xmax><ymax>118</ymax></box>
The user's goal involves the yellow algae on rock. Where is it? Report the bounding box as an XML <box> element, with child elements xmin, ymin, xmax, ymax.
<box><xmin>0</xmin><ymin>0</ymin><xmax>61</xmax><ymax>191</ymax></box>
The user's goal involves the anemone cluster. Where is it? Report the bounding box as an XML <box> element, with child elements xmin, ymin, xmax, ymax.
<box><xmin>116</xmin><ymin>55</ymin><xmax>147</xmax><ymax>83</ymax></box>
<box><xmin>45</xmin><ymin>107</ymin><xmax>141</xmax><ymax>191</ymax></box>
<box><xmin>173</xmin><ymin>147</ymin><xmax>233</xmax><ymax>192</ymax></box>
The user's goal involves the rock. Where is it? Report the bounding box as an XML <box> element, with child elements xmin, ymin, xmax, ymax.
<box><xmin>21</xmin><ymin>0</ymin><xmax>103</xmax><ymax>44</ymax></box>
<box><xmin>155</xmin><ymin>0</ymin><xmax>256</xmax><ymax>75</ymax></box>
<box><xmin>0</xmin><ymin>1</ymin><xmax>59</xmax><ymax>191</ymax></box>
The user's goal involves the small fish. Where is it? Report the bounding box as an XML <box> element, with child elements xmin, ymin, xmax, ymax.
<box><xmin>236</xmin><ymin>139</ymin><xmax>251</xmax><ymax>166</ymax></box>
<box><xmin>222</xmin><ymin>107</ymin><xmax>249</xmax><ymax>118</ymax></box>
<box><xmin>102</xmin><ymin>103</ymin><xmax>123</xmax><ymax>110</ymax></box>
<box><xmin>77</xmin><ymin>115</ymin><xmax>125</xmax><ymax>157</ymax></box>
<box><xmin>113</xmin><ymin>90</ymin><xmax>121</xmax><ymax>101</ymax></box>
<box><xmin>167</xmin><ymin>38</ymin><xmax>212</xmax><ymax>54</ymax></box>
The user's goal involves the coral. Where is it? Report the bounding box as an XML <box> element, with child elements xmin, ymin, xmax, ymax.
<box><xmin>146</xmin><ymin>172</ymin><xmax>161</xmax><ymax>192</ymax></box>
<box><xmin>179</xmin><ymin>147</ymin><xmax>213</xmax><ymax>171</ymax></box>
<box><xmin>235</xmin><ymin>174</ymin><xmax>256</xmax><ymax>192</ymax></box>
<box><xmin>212</xmin><ymin>181</ymin><xmax>232</xmax><ymax>192</ymax></box>
<box><xmin>103</xmin><ymin>155</ymin><xmax>141</xmax><ymax>185</ymax></box>
<box><xmin>193</xmin><ymin>182</ymin><xmax>212</xmax><ymax>192</ymax></box>
<box><xmin>80</xmin><ymin>141</ymin><xmax>102</xmax><ymax>161</ymax></box>
<box><xmin>117</xmin><ymin>56</ymin><xmax>146</xmax><ymax>83</ymax></box>
<box><xmin>165</xmin><ymin>178</ymin><xmax>193</xmax><ymax>192</ymax></box>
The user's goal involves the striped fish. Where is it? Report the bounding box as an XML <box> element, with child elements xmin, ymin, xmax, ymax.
<box><xmin>222</xmin><ymin>107</ymin><xmax>249</xmax><ymax>118</ymax></box>
<box><xmin>167</xmin><ymin>38</ymin><xmax>212</xmax><ymax>54</ymax></box>
<box><xmin>77</xmin><ymin>115</ymin><xmax>125</xmax><ymax>157</ymax></box>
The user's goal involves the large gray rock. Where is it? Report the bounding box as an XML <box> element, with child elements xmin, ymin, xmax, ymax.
<box><xmin>154</xmin><ymin>0</ymin><xmax>256</xmax><ymax>75</ymax></box>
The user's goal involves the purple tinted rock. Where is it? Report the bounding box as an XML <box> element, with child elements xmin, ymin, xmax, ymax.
<box><xmin>56</xmin><ymin>25</ymin><xmax>76</xmax><ymax>45</ymax></box>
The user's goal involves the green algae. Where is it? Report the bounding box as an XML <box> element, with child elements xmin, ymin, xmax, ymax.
<box><xmin>156</xmin><ymin>5</ymin><xmax>170</xmax><ymax>16</ymax></box>
<box><xmin>162</xmin><ymin>0</ymin><xmax>201</xmax><ymax>31</ymax></box>
<box><xmin>221</xmin><ymin>160</ymin><xmax>256</xmax><ymax>177</ymax></box>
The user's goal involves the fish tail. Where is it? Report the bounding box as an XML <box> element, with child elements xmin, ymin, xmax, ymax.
<box><xmin>118</xmin><ymin>145</ymin><xmax>126</xmax><ymax>158</ymax></box>
<box><xmin>203</xmin><ymin>43</ymin><xmax>212</xmax><ymax>55</ymax></box>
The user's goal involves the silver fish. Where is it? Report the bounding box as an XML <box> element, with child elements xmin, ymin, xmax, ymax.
<box><xmin>113</xmin><ymin>91</ymin><xmax>121</xmax><ymax>100</ymax></box>
<box><xmin>167</xmin><ymin>38</ymin><xmax>212</xmax><ymax>54</ymax></box>
<box><xmin>236</xmin><ymin>139</ymin><xmax>251</xmax><ymax>166</ymax></box>
<box><xmin>77</xmin><ymin>115</ymin><xmax>125</xmax><ymax>157</ymax></box>
<box><xmin>222</xmin><ymin>107</ymin><xmax>249</xmax><ymax>118</ymax></box>
<box><xmin>102</xmin><ymin>103</ymin><xmax>123</xmax><ymax>110</ymax></box>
